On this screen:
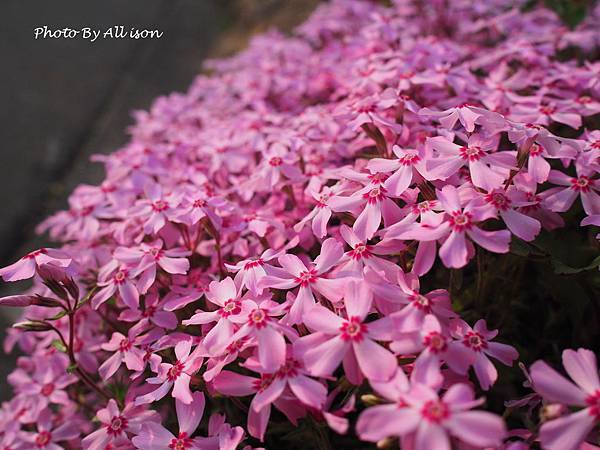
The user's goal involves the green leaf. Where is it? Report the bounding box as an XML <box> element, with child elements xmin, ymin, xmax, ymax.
<box><xmin>552</xmin><ymin>255</ymin><xmax>600</xmax><ymax>274</ymax></box>
<box><xmin>51</xmin><ymin>339</ymin><xmax>67</xmax><ymax>353</ymax></box>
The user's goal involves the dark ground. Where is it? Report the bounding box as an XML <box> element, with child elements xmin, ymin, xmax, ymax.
<box><xmin>0</xmin><ymin>0</ymin><xmax>319</xmax><ymax>401</ymax></box>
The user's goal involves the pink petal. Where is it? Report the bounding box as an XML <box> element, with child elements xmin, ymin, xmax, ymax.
<box><xmin>415</xmin><ymin>422</ymin><xmax>450</xmax><ymax>450</ymax></box>
<box><xmin>213</xmin><ymin>371</ymin><xmax>257</xmax><ymax>396</ymax></box>
<box><xmin>357</xmin><ymin>404</ymin><xmax>420</xmax><ymax>442</ymax></box>
<box><xmin>446</xmin><ymin>410</ymin><xmax>506</xmax><ymax>447</ymax></box>
<box><xmin>539</xmin><ymin>409</ymin><xmax>596</xmax><ymax>450</ymax></box>
<box><xmin>439</xmin><ymin>231</ymin><xmax>469</xmax><ymax>269</ymax></box>
<box><xmin>304</xmin><ymin>336</ymin><xmax>349</xmax><ymax>377</ymax></box>
<box><xmin>257</xmin><ymin>326</ymin><xmax>286</xmax><ymax>371</ymax></box>
<box><xmin>278</xmin><ymin>254</ymin><xmax>308</xmax><ymax>277</ymax></box>
<box><xmin>353</xmin><ymin>202</ymin><xmax>382</xmax><ymax>241</ymax></box>
<box><xmin>466</xmin><ymin>227</ymin><xmax>510</xmax><ymax>254</ymax></box>
<box><xmin>0</xmin><ymin>258</ymin><xmax>36</xmax><ymax>282</ymax></box>
<box><xmin>562</xmin><ymin>348</ymin><xmax>600</xmax><ymax>395</ymax></box>
<box><xmin>131</xmin><ymin>422</ymin><xmax>174</xmax><ymax>450</ymax></box>
<box><xmin>118</xmin><ymin>281</ymin><xmax>139</xmax><ymax>310</ymax></box>
<box><xmin>353</xmin><ymin>338</ymin><xmax>397</xmax><ymax>382</ymax></box>
<box><xmin>172</xmin><ymin>373</ymin><xmax>193</xmax><ymax>404</ymax></box>
<box><xmin>501</xmin><ymin>209</ymin><xmax>541</xmax><ymax>242</ymax></box>
<box><xmin>176</xmin><ymin>391</ymin><xmax>205</xmax><ymax>435</ymax></box>
<box><xmin>530</xmin><ymin>360</ymin><xmax>587</xmax><ymax>406</ymax></box>
<box><xmin>314</xmin><ymin>238</ymin><xmax>344</xmax><ymax>273</ymax></box>
<box><xmin>304</xmin><ymin>304</ymin><xmax>344</xmax><ymax>333</ymax></box>
<box><xmin>344</xmin><ymin>280</ymin><xmax>372</xmax><ymax>320</ymax></box>
<box><xmin>158</xmin><ymin>256</ymin><xmax>189</xmax><ymax>274</ymax></box>
<box><xmin>288</xmin><ymin>374</ymin><xmax>327</xmax><ymax>409</ymax></box>
<box><xmin>208</xmin><ymin>278</ymin><xmax>238</xmax><ymax>305</ymax></box>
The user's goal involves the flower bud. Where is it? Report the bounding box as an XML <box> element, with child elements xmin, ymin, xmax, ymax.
<box><xmin>13</xmin><ymin>320</ymin><xmax>53</xmax><ymax>332</ymax></box>
<box><xmin>0</xmin><ymin>295</ymin><xmax>34</xmax><ymax>307</ymax></box>
<box><xmin>540</xmin><ymin>402</ymin><xmax>567</xmax><ymax>421</ymax></box>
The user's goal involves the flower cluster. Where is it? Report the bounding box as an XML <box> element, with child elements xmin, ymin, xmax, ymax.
<box><xmin>0</xmin><ymin>0</ymin><xmax>599</xmax><ymax>449</ymax></box>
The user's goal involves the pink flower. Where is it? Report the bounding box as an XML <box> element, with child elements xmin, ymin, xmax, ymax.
<box><xmin>135</xmin><ymin>339</ymin><xmax>203</xmax><ymax>405</ymax></box>
<box><xmin>213</xmin><ymin>349</ymin><xmax>325</xmax><ymax>441</ymax></box>
<box><xmin>259</xmin><ymin>238</ymin><xmax>345</xmax><ymax>323</ymax></box>
<box><xmin>419</xmin><ymin>104</ymin><xmax>491</xmax><ymax>133</ymax></box>
<box><xmin>366</xmin><ymin>145</ymin><xmax>428</xmax><ymax>196</ymax></box>
<box><xmin>544</xmin><ymin>167</ymin><xmax>600</xmax><ymax>216</ymax></box>
<box><xmin>394</xmin><ymin>185</ymin><xmax>511</xmax><ymax>268</ymax></box>
<box><xmin>0</xmin><ymin>248</ymin><xmax>71</xmax><ymax>282</ymax></box>
<box><xmin>183</xmin><ymin>277</ymin><xmax>253</xmax><ymax>354</ymax></box>
<box><xmin>20</xmin><ymin>409</ymin><xmax>80</xmax><ymax>450</ymax></box>
<box><xmin>426</xmin><ymin>134</ymin><xmax>516</xmax><ymax>191</ymax></box>
<box><xmin>98</xmin><ymin>329</ymin><xmax>161</xmax><ymax>381</ymax></box>
<box><xmin>132</xmin><ymin>391</ymin><xmax>207</xmax><ymax>450</ymax></box>
<box><xmin>530</xmin><ymin>348</ymin><xmax>600</xmax><ymax>450</ymax></box>
<box><xmin>298</xmin><ymin>281</ymin><xmax>397</xmax><ymax>384</ymax></box>
<box><xmin>358</xmin><ymin>378</ymin><xmax>506</xmax><ymax>449</ymax></box>
<box><xmin>114</xmin><ymin>240</ymin><xmax>190</xmax><ymax>294</ymax></box>
<box><xmin>93</xmin><ymin>259</ymin><xmax>140</xmax><ymax>310</ymax></box>
<box><xmin>226</xmin><ymin>298</ymin><xmax>294</xmax><ymax>372</ymax></box>
<box><xmin>450</xmin><ymin>319</ymin><xmax>518</xmax><ymax>390</ymax></box>
<box><xmin>82</xmin><ymin>399</ymin><xmax>159</xmax><ymax>449</ymax></box>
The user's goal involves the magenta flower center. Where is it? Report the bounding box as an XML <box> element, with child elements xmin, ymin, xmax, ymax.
<box><xmin>35</xmin><ymin>431</ymin><xmax>52</xmax><ymax>448</ymax></box>
<box><xmin>421</xmin><ymin>400</ymin><xmax>450</xmax><ymax>423</ymax></box>
<box><xmin>363</xmin><ymin>187</ymin><xmax>386</xmax><ymax>204</ymax></box>
<box><xmin>585</xmin><ymin>391</ymin><xmax>600</xmax><ymax>419</ymax></box>
<box><xmin>485</xmin><ymin>192</ymin><xmax>510</xmax><ymax>210</ymax></box>
<box><xmin>448</xmin><ymin>211</ymin><xmax>473</xmax><ymax>232</ymax></box>
<box><xmin>253</xmin><ymin>375</ymin><xmax>274</xmax><ymax>392</ymax></box>
<box><xmin>399</xmin><ymin>152</ymin><xmax>420</xmax><ymax>166</ymax></box>
<box><xmin>294</xmin><ymin>268</ymin><xmax>318</xmax><ymax>286</ymax></box>
<box><xmin>142</xmin><ymin>305</ymin><xmax>157</xmax><ymax>318</ymax></box>
<box><xmin>349</xmin><ymin>243</ymin><xmax>372</xmax><ymax>260</ymax></box>
<box><xmin>167</xmin><ymin>361</ymin><xmax>185</xmax><ymax>381</ymax></box>
<box><xmin>106</xmin><ymin>416</ymin><xmax>128</xmax><ymax>436</ymax></box>
<box><xmin>459</xmin><ymin>145</ymin><xmax>483</xmax><ymax>161</ymax></box>
<box><xmin>152</xmin><ymin>200</ymin><xmax>168</xmax><ymax>211</ymax></box>
<box><xmin>40</xmin><ymin>383</ymin><xmax>55</xmax><ymax>396</ymax></box>
<box><xmin>463</xmin><ymin>331</ymin><xmax>487</xmax><ymax>352</ymax></box>
<box><xmin>148</xmin><ymin>247</ymin><xmax>163</xmax><ymax>259</ymax></box>
<box><xmin>220</xmin><ymin>299</ymin><xmax>241</xmax><ymax>317</ymax></box>
<box><xmin>193</xmin><ymin>198</ymin><xmax>206</xmax><ymax>208</ymax></box>
<box><xmin>269</xmin><ymin>157</ymin><xmax>283</xmax><ymax>166</ymax></box>
<box><xmin>278</xmin><ymin>358</ymin><xmax>301</xmax><ymax>378</ymax></box>
<box><xmin>244</xmin><ymin>258</ymin><xmax>264</xmax><ymax>270</ymax></box>
<box><xmin>113</xmin><ymin>269</ymin><xmax>127</xmax><ymax>284</ymax></box>
<box><xmin>423</xmin><ymin>331</ymin><xmax>448</xmax><ymax>353</ymax></box>
<box><xmin>410</xmin><ymin>293</ymin><xmax>432</xmax><ymax>312</ymax></box>
<box><xmin>248</xmin><ymin>308</ymin><xmax>269</xmax><ymax>329</ymax></box>
<box><xmin>169</xmin><ymin>432</ymin><xmax>193</xmax><ymax>449</ymax></box>
<box><xmin>340</xmin><ymin>317</ymin><xmax>367</xmax><ymax>342</ymax></box>
<box><xmin>570</xmin><ymin>176</ymin><xmax>591</xmax><ymax>192</ymax></box>
<box><xmin>25</xmin><ymin>249</ymin><xmax>47</xmax><ymax>260</ymax></box>
<box><xmin>119</xmin><ymin>338</ymin><xmax>132</xmax><ymax>352</ymax></box>
<box><xmin>529</xmin><ymin>143</ymin><xmax>543</xmax><ymax>157</ymax></box>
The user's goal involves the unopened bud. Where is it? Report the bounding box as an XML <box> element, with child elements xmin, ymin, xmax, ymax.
<box><xmin>0</xmin><ymin>295</ymin><xmax>34</xmax><ymax>307</ymax></box>
<box><xmin>540</xmin><ymin>402</ymin><xmax>567</xmax><ymax>421</ymax></box>
<box><xmin>43</xmin><ymin>279</ymin><xmax>68</xmax><ymax>301</ymax></box>
<box><xmin>31</xmin><ymin>295</ymin><xmax>64</xmax><ymax>308</ymax></box>
<box><xmin>360</xmin><ymin>394</ymin><xmax>382</xmax><ymax>406</ymax></box>
<box><xmin>13</xmin><ymin>320</ymin><xmax>53</xmax><ymax>332</ymax></box>
<box><xmin>376</xmin><ymin>437</ymin><xmax>396</xmax><ymax>449</ymax></box>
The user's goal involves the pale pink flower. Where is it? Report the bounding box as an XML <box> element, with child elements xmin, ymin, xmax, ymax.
<box><xmin>0</xmin><ymin>248</ymin><xmax>71</xmax><ymax>282</ymax></box>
